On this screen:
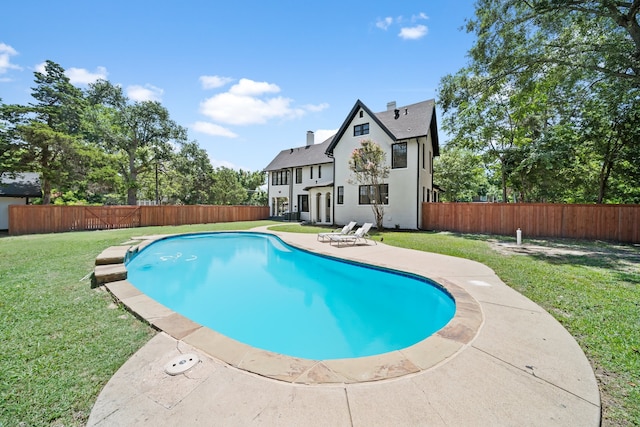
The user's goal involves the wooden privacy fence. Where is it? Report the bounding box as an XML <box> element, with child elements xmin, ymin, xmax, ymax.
<box><xmin>8</xmin><ymin>205</ymin><xmax>270</xmax><ymax>235</ymax></box>
<box><xmin>421</xmin><ymin>203</ymin><xmax>640</xmax><ymax>243</ymax></box>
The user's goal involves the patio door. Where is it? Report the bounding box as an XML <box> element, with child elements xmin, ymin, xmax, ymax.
<box><xmin>325</xmin><ymin>192</ymin><xmax>331</xmax><ymax>222</ymax></box>
<box><xmin>316</xmin><ymin>193</ymin><xmax>321</xmax><ymax>223</ymax></box>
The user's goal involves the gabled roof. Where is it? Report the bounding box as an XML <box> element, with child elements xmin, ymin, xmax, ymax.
<box><xmin>0</xmin><ymin>172</ymin><xmax>42</xmax><ymax>197</ymax></box>
<box><xmin>264</xmin><ymin>136</ymin><xmax>334</xmax><ymax>172</ymax></box>
<box><xmin>326</xmin><ymin>99</ymin><xmax>440</xmax><ymax>156</ymax></box>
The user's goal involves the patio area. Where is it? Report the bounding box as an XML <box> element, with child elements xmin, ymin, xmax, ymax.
<box><xmin>88</xmin><ymin>227</ymin><xmax>600</xmax><ymax>426</ymax></box>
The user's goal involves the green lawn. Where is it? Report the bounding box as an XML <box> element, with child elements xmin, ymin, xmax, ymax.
<box><xmin>1</xmin><ymin>222</ymin><xmax>638</xmax><ymax>426</ymax></box>
<box><xmin>0</xmin><ymin>221</ymin><xmax>274</xmax><ymax>426</ymax></box>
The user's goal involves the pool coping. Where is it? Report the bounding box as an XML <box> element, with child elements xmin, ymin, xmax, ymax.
<box><xmin>95</xmin><ymin>230</ymin><xmax>483</xmax><ymax>384</ymax></box>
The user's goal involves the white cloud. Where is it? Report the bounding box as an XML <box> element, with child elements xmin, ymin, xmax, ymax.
<box><xmin>66</xmin><ymin>66</ymin><xmax>108</xmax><ymax>85</ymax></box>
<box><xmin>314</xmin><ymin>129</ymin><xmax>337</xmax><ymax>144</ymax></box>
<box><xmin>412</xmin><ymin>12</ymin><xmax>429</xmax><ymax>22</ymax></box>
<box><xmin>191</xmin><ymin>121</ymin><xmax>238</xmax><ymax>138</ymax></box>
<box><xmin>200</xmin><ymin>75</ymin><xmax>234</xmax><ymax>89</ymax></box>
<box><xmin>399</xmin><ymin>25</ymin><xmax>428</xmax><ymax>40</ymax></box>
<box><xmin>376</xmin><ymin>17</ymin><xmax>393</xmax><ymax>30</ymax></box>
<box><xmin>303</xmin><ymin>102</ymin><xmax>329</xmax><ymax>112</ymax></box>
<box><xmin>199</xmin><ymin>78</ymin><xmax>306</xmax><ymax>126</ymax></box>
<box><xmin>229</xmin><ymin>78</ymin><xmax>280</xmax><ymax>96</ymax></box>
<box><xmin>127</xmin><ymin>84</ymin><xmax>164</xmax><ymax>102</ymax></box>
<box><xmin>210</xmin><ymin>157</ymin><xmax>243</xmax><ymax>170</ymax></box>
<box><xmin>35</xmin><ymin>62</ymin><xmax>47</xmax><ymax>74</ymax></box>
<box><xmin>0</xmin><ymin>43</ymin><xmax>21</xmax><ymax>76</ymax></box>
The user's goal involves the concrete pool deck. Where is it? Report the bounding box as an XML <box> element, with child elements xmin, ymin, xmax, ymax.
<box><xmin>88</xmin><ymin>228</ymin><xmax>601</xmax><ymax>426</ymax></box>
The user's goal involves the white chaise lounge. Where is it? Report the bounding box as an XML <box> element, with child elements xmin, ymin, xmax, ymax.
<box><xmin>329</xmin><ymin>223</ymin><xmax>375</xmax><ymax>246</ymax></box>
<box><xmin>317</xmin><ymin>221</ymin><xmax>357</xmax><ymax>242</ymax></box>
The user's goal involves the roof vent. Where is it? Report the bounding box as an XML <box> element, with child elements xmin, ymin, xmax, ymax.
<box><xmin>394</xmin><ymin>109</ymin><xmax>400</xmax><ymax>119</ymax></box>
<box><xmin>405</xmin><ymin>108</ymin><xmax>408</xmax><ymax>115</ymax></box>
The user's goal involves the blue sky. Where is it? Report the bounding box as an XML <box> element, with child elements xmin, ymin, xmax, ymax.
<box><xmin>1</xmin><ymin>1</ymin><xmax>476</xmax><ymax>172</ymax></box>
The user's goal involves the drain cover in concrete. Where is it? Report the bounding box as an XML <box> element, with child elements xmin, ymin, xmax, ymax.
<box><xmin>164</xmin><ymin>353</ymin><xmax>199</xmax><ymax>375</ymax></box>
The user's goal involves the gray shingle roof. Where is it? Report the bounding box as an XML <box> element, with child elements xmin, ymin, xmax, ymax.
<box><xmin>326</xmin><ymin>99</ymin><xmax>440</xmax><ymax>156</ymax></box>
<box><xmin>0</xmin><ymin>172</ymin><xmax>42</xmax><ymax>197</ymax></box>
<box><xmin>264</xmin><ymin>136</ymin><xmax>334</xmax><ymax>171</ymax></box>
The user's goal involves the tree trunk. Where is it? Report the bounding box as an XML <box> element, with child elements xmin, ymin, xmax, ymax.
<box><xmin>127</xmin><ymin>149</ymin><xmax>137</xmax><ymax>206</ymax></box>
<box><xmin>42</xmin><ymin>179</ymin><xmax>51</xmax><ymax>205</ymax></box>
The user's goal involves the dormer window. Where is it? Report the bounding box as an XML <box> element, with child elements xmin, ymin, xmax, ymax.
<box><xmin>354</xmin><ymin>123</ymin><xmax>369</xmax><ymax>136</ymax></box>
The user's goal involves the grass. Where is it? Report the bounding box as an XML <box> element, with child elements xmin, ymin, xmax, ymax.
<box><xmin>272</xmin><ymin>224</ymin><xmax>640</xmax><ymax>426</ymax></box>
<box><xmin>0</xmin><ymin>221</ymin><xmax>275</xmax><ymax>426</ymax></box>
<box><xmin>1</xmin><ymin>221</ymin><xmax>638</xmax><ymax>426</ymax></box>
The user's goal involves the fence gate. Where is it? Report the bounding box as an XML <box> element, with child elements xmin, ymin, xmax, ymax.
<box><xmin>85</xmin><ymin>207</ymin><xmax>141</xmax><ymax>230</ymax></box>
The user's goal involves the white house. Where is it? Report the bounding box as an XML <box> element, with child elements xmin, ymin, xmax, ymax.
<box><xmin>264</xmin><ymin>131</ymin><xmax>334</xmax><ymax>224</ymax></box>
<box><xmin>0</xmin><ymin>172</ymin><xmax>41</xmax><ymax>230</ymax></box>
<box><xmin>264</xmin><ymin>99</ymin><xmax>440</xmax><ymax>229</ymax></box>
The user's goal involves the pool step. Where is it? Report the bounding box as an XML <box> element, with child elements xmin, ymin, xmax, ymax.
<box><xmin>94</xmin><ymin>263</ymin><xmax>127</xmax><ymax>285</ymax></box>
<box><xmin>95</xmin><ymin>245</ymin><xmax>131</xmax><ymax>265</ymax></box>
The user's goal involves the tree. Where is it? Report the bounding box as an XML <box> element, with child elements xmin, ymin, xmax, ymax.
<box><xmin>0</xmin><ymin>61</ymin><xmax>86</xmax><ymax>204</ymax></box>
<box><xmin>86</xmin><ymin>80</ymin><xmax>187</xmax><ymax>205</ymax></box>
<box><xmin>348</xmin><ymin>139</ymin><xmax>389</xmax><ymax>229</ymax></box>
<box><xmin>210</xmin><ymin>167</ymin><xmax>247</xmax><ymax>205</ymax></box>
<box><xmin>439</xmin><ymin>0</ymin><xmax>640</xmax><ymax>204</ymax></box>
<box><xmin>467</xmin><ymin>0</ymin><xmax>640</xmax><ymax>88</ymax></box>
<box><xmin>167</xmin><ymin>141</ymin><xmax>216</xmax><ymax>204</ymax></box>
<box><xmin>434</xmin><ymin>146</ymin><xmax>488</xmax><ymax>202</ymax></box>
<box><xmin>237</xmin><ymin>169</ymin><xmax>267</xmax><ymax>205</ymax></box>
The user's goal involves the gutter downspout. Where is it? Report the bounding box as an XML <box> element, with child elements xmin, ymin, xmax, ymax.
<box><xmin>416</xmin><ymin>137</ymin><xmax>421</xmax><ymax>230</ymax></box>
<box><xmin>328</xmin><ymin>153</ymin><xmax>335</xmax><ymax>225</ymax></box>
<box><xmin>289</xmin><ymin>167</ymin><xmax>294</xmax><ymax>222</ymax></box>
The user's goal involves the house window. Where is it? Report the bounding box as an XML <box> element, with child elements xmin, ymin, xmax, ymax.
<box><xmin>272</xmin><ymin>170</ymin><xmax>289</xmax><ymax>185</ymax></box>
<box><xmin>295</xmin><ymin>168</ymin><xmax>302</xmax><ymax>184</ymax></box>
<box><xmin>359</xmin><ymin>110</ymin><xmax>364</xmax><ymax>118</ymax></box>
<box><xmin>392</xmin><ymin>142</ymin><xmax>407</xmax><ymax>168</ymax></box>
<box><xmin>337</xmin><ymin>186</ymin><xmax>344</xmax><ymax>204</ymax></box>
<box><xmin>318</xmin><ymin>165</ymin><xmax>322</xmax><ymax>179</ymax></box>
<box><xmin>422</xmin><ymin>143</ymin><xmax>425</xmax><ymax>169</ymax></box>
<box><xmin>358</xmin><ymin>184</ymin><xmax>389</xmax><ymax>205</ymax></box>
<box><xmin>310</xmin><ymin>166</ymin><xmax>313</xmax><ymax>179</ymax></box>
<box><xmin>353</xmin><ymin>123</ymin><xmax>369</xmax><ymax>136</ymax></box>
<box><xmin>430</xmin><ymin>153</ymin><xmax>433</xmax><ymax>174</ymax></box>
<box><xmin>298</xmin><ymin>195</ymin><xmax>309</xmax><ymax>212</ymax></box>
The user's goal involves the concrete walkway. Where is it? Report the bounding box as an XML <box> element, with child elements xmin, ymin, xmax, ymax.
<box><xmin>88</xmin><ymin>228</ymin><xmax>600</xmax><ymax>426</ymax></box>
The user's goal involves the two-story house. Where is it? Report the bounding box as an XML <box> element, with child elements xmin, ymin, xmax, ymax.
<box><xmin>264</xmin><ymin>131</ymin><xmax>334</xmax><ymax>224</ymax></box>
<box><xmin>264</xmin><ymin>98</ymin><xmax>440</xmax><ymax>229</ymax></box>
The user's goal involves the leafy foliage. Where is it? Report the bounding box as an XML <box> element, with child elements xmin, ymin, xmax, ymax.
<box><xmin>438</xmin><ymin>1</ymin><xmax>640</xmax><ymax>203</ymax></box>
<box><xmin>0</xmin><ymin>61</ymin><xmax>267</xmax><ymax>207</ymax></box>
<box><xmin>348</xmin><ymin>139</ymin><xmax>389</xmax><ymax>229</ymax></box>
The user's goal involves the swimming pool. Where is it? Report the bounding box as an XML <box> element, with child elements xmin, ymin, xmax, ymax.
<box><xmin>126</xmin><ymin>232</ymin><xmax>456</xmax><ymax>360</ymax></box>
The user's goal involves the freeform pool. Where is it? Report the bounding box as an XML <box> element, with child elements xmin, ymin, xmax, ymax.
<box><xmin>126</xmin><ymin>232</ymin><xmax>456</xmax><ymax>360</ymax></box>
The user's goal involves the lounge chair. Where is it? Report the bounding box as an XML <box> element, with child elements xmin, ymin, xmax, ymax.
<box><xmin>317</xmin><ymin>221</ymin><xmax>357</xmax><ymax>242</ymax></box>
<box><xmin>329</xmin><ymin>223</ymin><xmax>376</xmax><ymax>246</ymax></box>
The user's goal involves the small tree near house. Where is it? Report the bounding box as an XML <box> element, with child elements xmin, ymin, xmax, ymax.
<box><xmin>348</xmin><ymin>139</ymin><xmax>390</xmax><ymax>230</ymax></box>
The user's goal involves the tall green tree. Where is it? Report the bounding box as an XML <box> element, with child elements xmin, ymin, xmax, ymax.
<box><xmin>211</xmin><ymin>167</ymin><xmax>247</xmax><ymax>205</ymax></box>
<box><xmin>467</xmin><ymin>0</ymin><xmax>640</xmax><ymax>88</ymax></box>
<box><xmin>237</xmin><ymin>169</ymin><xmax>267</xmax><ymax>205</ymax></box>
<box><xmin>434</xmin><ymin>146</ymin><xmax>488</xmax><ymax>202</ymax></box>
<box><xmin>168</xmin><ymin>141</ymin><xmax>216</xmax><ymax>204</ymax></box>
<box><xmin>439</xmin><ymin>0</ymin><xmax>640</xmax><ymax>204</ymax></box>
<box><xmin>86</xmin><ymin>80</ymin><xmax>187</xmax><ymax>205</ymax></box>
<box><xmin>0</xmin><ymin>61</ymin><xmax>86</xmax><ymax>203</ymax></box>
<box><xmin>348</xmin><ymin>139</ymin><xmax>389</xmax><ymax>229</ymax></box>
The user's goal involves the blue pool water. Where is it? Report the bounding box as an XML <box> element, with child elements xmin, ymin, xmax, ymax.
<box><xmin>126</xmin><ymin>232</ymin><xmax>456</xmax><ymax>360</ymax></box>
